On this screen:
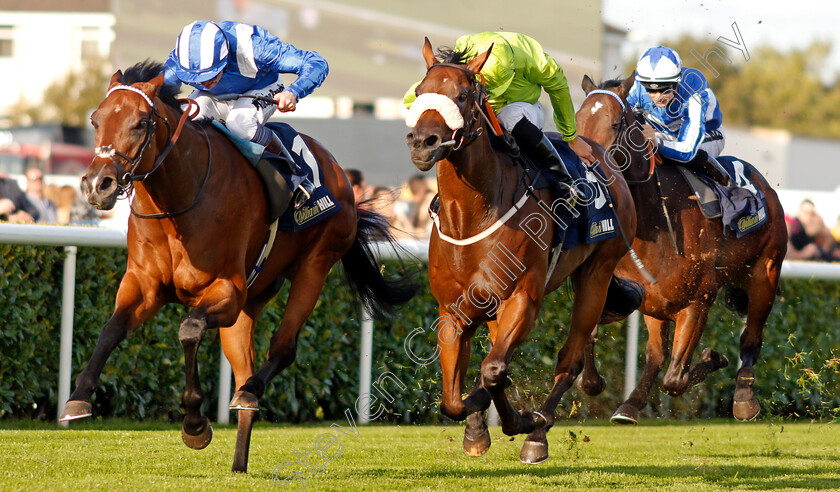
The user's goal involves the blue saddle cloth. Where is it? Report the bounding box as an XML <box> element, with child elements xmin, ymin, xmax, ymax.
<box><xmin>702</xmin><ymin>156</ymin><xmax>768</xmax><ymax>238</ymax></box>
<box><xmin>212</xmin><ymin>121</ymin><xmax>341</xmax><ymax>231</ymax></box>
<box><xmin>544</xmin><ymin>138</ymin><xmax>618</xmax><ymax>250</ymax></box>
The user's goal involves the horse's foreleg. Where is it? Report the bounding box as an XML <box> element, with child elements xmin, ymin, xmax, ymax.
<box><xmin>438</xmin><ymin>317</ymin><xmax>487</xmax><ymax>422</ymax></box>
<box><xmin>61</xmin><ymin>274</ymin><xmax>162</xmax><ymax>421</ymax></box>
<box><xmin>734</xmin><ymin>259</ymin><xmax>780</xmax><ymax>421</ymax></box>
<box><xmin>661</xmin><ymin>299</ymin><xmax>728</xmax><ymax>396</ymax></box>
<box><xmin>179</xmin><ymin>310</ymin><xmax>212</xmax><ymax>450</ymax></box>
<box><xmin>520</xmin><ymin>263</ymin><xmax>611</xmax><ymax>464</ymax></box>
<box><xmin>222</xmin><ymin>308</ymin><xmax>260</xmax><ymax>473</ymax></box>
<box><xmin>480</xmin><ymin>294</ymin><xmax>543</xmax><ymax>438</ymax></box>
<box><xmin>612</xmin><ymin>316</ymin><xmax>671</xmax><ymax>424</ymax></box>
<box><xmin>462</xmin><ymin>319</ymin><xmax>498</xmax><ymax>457</ymax></box>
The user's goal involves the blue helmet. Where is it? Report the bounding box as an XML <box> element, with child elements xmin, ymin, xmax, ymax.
<box><xmin>635</xmin><ymin>46</ymin><xmax>682</xmax><ymax>89</ymax></box>
<box><xmin>172</xmin><ymin>21</ymin><xmax>230</xmax><ymax>84</ymax></box>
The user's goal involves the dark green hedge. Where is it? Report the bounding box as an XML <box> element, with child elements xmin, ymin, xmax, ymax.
<box><xmin>1</xmin><ymin>243</ymin><xmax>838</xmax><ymax>423</ymax></box>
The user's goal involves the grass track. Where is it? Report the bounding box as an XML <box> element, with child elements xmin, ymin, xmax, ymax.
<box><xmin>1</xmin><ymin>419</ymin><xmax>838</xmax><ymax>491</ymax></box>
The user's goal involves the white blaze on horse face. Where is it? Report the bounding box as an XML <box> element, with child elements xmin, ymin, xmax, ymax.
<box><xmin>405</xmin><ymin>93</ymin><xmax>464</xmax><ymax>130</ymax></box>
<box><xmin>591</xmin><ymin>101</ymin><xmax>603</xmax><ymax>114</ymax></box>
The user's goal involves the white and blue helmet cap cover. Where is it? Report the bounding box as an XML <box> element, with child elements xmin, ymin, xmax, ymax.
<box><xmin>174</xmin><ymin>21</ymin><xmax>230</xmax><ymax>84</ymax></box>
<box><xmin>635</xmin><ymin>46</ymin><xmax>682</xmax><ymax>88</ymax></box>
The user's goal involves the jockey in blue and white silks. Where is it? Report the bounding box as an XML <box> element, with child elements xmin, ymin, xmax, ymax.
<box><xmin>163</xmin><ymin>20</ymin><xmax>329</xmax><ymax>205</ymax></box>
<box><xmin>626</xmin><ymin>46</ymin><xmax>730</xmax><ymax>186</ymax></box>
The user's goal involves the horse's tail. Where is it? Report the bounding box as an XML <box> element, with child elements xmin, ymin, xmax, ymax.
<box><xmin>341</xmin><ymin>206</ymin><xmax>420</xmax><ymax>320</ymax></box>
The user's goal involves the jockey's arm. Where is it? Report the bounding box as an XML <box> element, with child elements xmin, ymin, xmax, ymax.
<box><xmin>657</xmin><ymin>93</ymin><xmax>708</xmax><ymax>162</ymax></box>
<box><xmin>530</xmin><ymin>53</ymin><xmax>578</xmax><ymax>142</ymax></box>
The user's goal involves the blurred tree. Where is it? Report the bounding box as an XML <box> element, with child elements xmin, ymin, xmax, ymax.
<box><xmin>13</xmin><ymin>58</ymin><xmax>110</xmax><ymax>127</ymax></box>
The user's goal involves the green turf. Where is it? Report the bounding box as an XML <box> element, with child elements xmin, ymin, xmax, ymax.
<box><xmin>0</xmin><ymin>419</ymin><xmax>838</xmax><ymax>491</ymax></box>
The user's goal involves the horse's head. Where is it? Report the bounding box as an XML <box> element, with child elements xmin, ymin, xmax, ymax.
<box><xmin>405</xmin><ymin>37</ymin><xmax>490</xmax><ymax>171</ymax></box>
<box><xmin>575</xmin><ymin>74</ymin><xmax>636</xmax><ymax>150</ymax></box>
<box><xmin>81</xmin><ymin>62</ymin><xmax>175</xmax><ymax>210</ymax></box>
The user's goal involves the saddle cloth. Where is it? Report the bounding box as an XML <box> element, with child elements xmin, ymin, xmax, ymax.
<box><xmin>212</xmin><ymin>121</ymin><xmax>342</xmax><ymax>231</ymax></box>
<box><xmin>677</xmin><ymin>156</ymin><xmax>768</xmax><ymax>238</ymax></box>
<box><xmin>534</xmin><ymin>138</ymin><xmax>619</xmax><ymax>250</ymax></box>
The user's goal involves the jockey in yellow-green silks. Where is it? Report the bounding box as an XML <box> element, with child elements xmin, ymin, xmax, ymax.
<box><xmin>405</xmin><ymin>31</ymin><xmax>597</xmax><ymax>190</ymax></box>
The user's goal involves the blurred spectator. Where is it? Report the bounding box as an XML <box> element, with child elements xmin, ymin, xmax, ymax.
<box><xmin>394</xmin><ymin>174</ymin><xmax>436</xmax><ymax>238</ymax></box>
<box><xmin>0</xmin><ymin>174</ymin><xmax>37</xmax><ymax>223</ymax></box>
<box><xmin>344</xmin><ymin>168</ymin><xmax>370</xmax><ymax>204</ymax></box>
<box><xmin>56</xmin><ymin>185</ymin><xmax>100</xmax><ymax>225</ymax></box>
<box><xmin>25</xmin><ymin>169</ymin><xmax>58</xmax><ymax>223</ymax></box>
<box><xmin>832</xmin><ymin>215</ymin><xmax>840</xmax><ymax>244</ymax></box>
<box><xmin>369</xmin><ymin>185</ymin><xmax>396</xmax><ymax>224</ymax></box>
<box><xmin>785</xmin><ymin>199</ymin><xmax>834</xmax><ymax>261</ymax></box>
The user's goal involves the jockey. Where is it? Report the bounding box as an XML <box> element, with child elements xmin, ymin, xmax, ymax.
<box><xmin>404</xmin><ymin>31</ymin><xmax>597</xmax><ymax>192</ymax></box>
<box><xmin>627</xmin><ymin>45</ymin><xmax>731</xmax><ymax>186</ymax></box>
<box><xmin>163</xmin><ymin>20</ymin><xmax>328</xmax><ymax>208</ymax></box>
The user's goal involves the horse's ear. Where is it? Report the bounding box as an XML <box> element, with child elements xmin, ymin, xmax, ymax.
<box><xmin>619</xmin><ymin>74</ymin><xmax>635</xmax><ymax>95</ymax></box>
<box><xmin>108</xmin><ymin>70</ymin><xmax>123</xmax><ymax>89</ymax></box>
<box><xmin>582</xmin><ymin>74</ymin><xmax>597</xmax><ymax>94</ymax></box>
<box><xmin>466</xmin><ymin>43</ymin><xmax>493</xmax><ymax>75</ymax></box>
<box><xmin>422</xmin><ymin>37</ymin><xmax>438</xmax><ymax>69</ymax></box>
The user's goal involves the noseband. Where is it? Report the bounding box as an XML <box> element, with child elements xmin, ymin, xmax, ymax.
<box><xmin>424</xmin><ymin>63</ymin><xmax>488</xmax><ymax>151</ymax></box>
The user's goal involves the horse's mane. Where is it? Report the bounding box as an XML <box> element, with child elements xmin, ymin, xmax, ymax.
<box><xmin>436</xmin><ymin>45</ymin><xmax>471</xmax><ymax>65</ymax></box>
<box><xmin>598</xmin><ymin>79</ymin><xmax>625</xmax><ymax>89</ymax></box>
<box><xmin>120</xmin><ymin>60</ymin><xmax>181</xmax><ymax>111</ymax></box>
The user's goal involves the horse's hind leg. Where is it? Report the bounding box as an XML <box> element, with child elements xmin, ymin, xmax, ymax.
<box><xmin>612</xmin><ymin>316</ymin><xmax>671</xmax><ymax>424</ymax></box>
<box><xmin>661</xmin><ymin>299</ymin><xmax>729</xmax><ymax>396</ymax></box>
<box><xmin>237</xmin><ymin>260</ymin><xmax>334</xmax><ymax>402</ymax></box>
<box><xmin>733</xmin><ymin>258</ymin><xmax>781</xmax><ymax>421</ymax></box>
<box><xmin>179</xmin><ymin>310</ymin><xmax>213</xmax><ymax>450</ymax></box>
<box><xmin>579</xmin><ymin>326</ymin><xmax>606</xmax><ymax>396</ymax></box>
<box><xmin>220</xmin><ymin>310</ymin><xmax>260</xmax><ymax>472</ymax></box>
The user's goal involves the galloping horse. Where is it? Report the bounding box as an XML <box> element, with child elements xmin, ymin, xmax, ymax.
<box><xmin>405</xmin><ymin>39</ymin><xmax>638</xmax><ymax>464</ymax></box>
<box><xmin>575</xmin><ymin>75</ymin><xmax>787</xmax><ymax>423</ymax></box>
<box><xmin>60</xmin><ymin>61</ymin><xmax>417</xmax><ymax>472</ymax></box>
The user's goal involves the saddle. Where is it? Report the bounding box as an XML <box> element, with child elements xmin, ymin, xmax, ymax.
<box><xmin>671</xmin><ymin>156</ymin><xmax>768</xmax><ymax>238</ymax></box>
<box><xmin>211</xmin><ymin>121</ymin><xmax>341</xmax><ymax>231</ymax></box>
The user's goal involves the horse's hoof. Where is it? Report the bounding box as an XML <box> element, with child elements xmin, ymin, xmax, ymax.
<box><xmin>519</xmin><ymin>439</ymin><xmax>549</xmax><ymax>465</ymax></box>
<box><xmin>610</xmin><ymin>403</ymin><xmax>639</xmax><ymax>425</ymax></box>
<box><xmin>229</xmin><ymin>390</ymin><xmax>259</xmax><ymax>411</ymax></box>
<box><xmin>733</xmin><ymin>397</ymin><xmax>760</xmax><ymax>422</ymax></box>
<box><xmin>579</xmin><ymin>375</ymin><xmax>607</xmax><ymax>396</ymax></box>
<box><xmin>59</xmin><ymin>400</ymin><xmax>92</xmax><ymax>422</ymax></box>
<box><xmin>182</xmin><ymin>417</ymin><xmax>213</xmax><ymax>450</ymax></box>
<box><xmin>463</xmin><ymin>429</ymin><xmax>492</xmax><ymax>457</ymax></box>
<box><xmin>701</xmin><ymin>348</ymin><xmax>729</xmax><ymax>369</ymax></box>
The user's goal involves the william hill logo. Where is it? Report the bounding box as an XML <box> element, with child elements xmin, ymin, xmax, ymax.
<box><xmin>737</xmin><ymin>206</ymin><xmax>767</xmax><ymax>233</ymax></box>
<box><xmin>589</xmin><ymin>218</ymin><xmax>615</xmax><ymax>238</ymax></box>
<box><xmin>294</xmin><ymin>195</ymin><xmax>336</xmax><ymax>225</ymax></box>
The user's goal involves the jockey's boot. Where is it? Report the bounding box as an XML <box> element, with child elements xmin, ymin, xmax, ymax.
<box><xmin>683</xmin><ymin>150</ymin><xmax>731</xmax><ymax>187</ymax></box>
<box><xmin>265</xmin><ymin>133</ymin><xmax>316</xmax><ymax>209</ymax></box>
<box><xmin>511</xmin><ymin>119</ymin><xmax>575</xmax><ymax>197</ymax></box>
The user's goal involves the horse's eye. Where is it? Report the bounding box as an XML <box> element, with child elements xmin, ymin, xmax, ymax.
<box><xmin>612</xmin><ymin>123</ymin><xmax>621</xmax><ymax>130</ymax></box>
<box><xmin>136</xmin><ymin>119</ymin><xmax>148</xmax><ymax>130</ymax></box>
<box><xmin>458</xmin><ymin>93</ymin><xmax>468</xmax><ymax>103</ymax></box>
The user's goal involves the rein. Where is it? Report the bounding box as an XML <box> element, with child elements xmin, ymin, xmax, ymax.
<box><xmin>97</xmin><ymin>85</ymin><xmax>211</xmax><ymax>219</ymax></box>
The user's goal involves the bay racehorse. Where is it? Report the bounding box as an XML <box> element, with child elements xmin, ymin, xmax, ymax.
<box><xmin>59</xmin><ymin>61</ymin><xmax>417</xmax><ymax>472</ymax></box>
<box><xmin>405</xmin><ymin>39</ymin><xmax>640</xmax><ymax>464</ymax></box>
<box><xmin>575</xmin><ymin>75</ymin><xmax>787</xmax><ymax>423</ymax></box>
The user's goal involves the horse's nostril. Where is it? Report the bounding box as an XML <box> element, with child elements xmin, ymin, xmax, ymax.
<box><xmin>98</xmin><ymin>176</ymin><xmax>115</xmax><ymax>194</ymax></box>
<box><xmin>424</xmin><ymin>135</ymin><xmax>439</xmax><ymax>148</ymax></box>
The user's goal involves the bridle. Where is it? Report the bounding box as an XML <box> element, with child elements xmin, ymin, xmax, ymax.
<box><xmin>95</xmin><ymin>84</ymin><xmax>212</xmax><ymax>219</ymax></box>
<box><xmin>424</xmin><ymin>63</ymin><xmax>490</xmax><ymax>151</ymax></box>
<box><xmin>583</xmin><ymin>89</ymin><xmax>656</xmax><ymax>185</ymax></box>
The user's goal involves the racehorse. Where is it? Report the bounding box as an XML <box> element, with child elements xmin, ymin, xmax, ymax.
<box><xmin>405</xmin><ymin>38</ymin><xmax>639</xmax><ymax>464</ymax></box>
<box><xmin>575</xmin><ymin>75</ymin><xmax>788</xmax><ymax>423</ymax></box>
<box><xmin>59</xmin><ymin>61</ymin><xmax>417</xmax><ymax>473</ymax></box>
